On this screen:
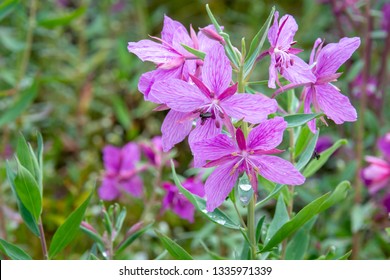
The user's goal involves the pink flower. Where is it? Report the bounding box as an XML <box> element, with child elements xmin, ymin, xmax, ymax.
<box><xmin>192</xmin><ymin>117</ymin><xmax>305</xmax><ymax>211</ymax></box>
<box><xmin>303</xmin><ymin>37</ymin><xmax>360</xmax><ymax>132</ymax></box>
<box><xmin>267</xmin><ymin>11</ymin><xmax>316</xmax><ymax>88</ymax></box>
<box><xmin>378</xmin><ymin>132</ymin><xmax>390</xmax><ymax>161</ymax></box>
<box><xmin>140</xmin><ymin>136</ymin><xmax>164</xmax><ymax>167</ymax></box>
<box><xmin>150</xmin><ymin>44</ymin><xmax>277</xmax><ymax>154</ymax></box>
<box><xmin>361</xmin><ymin>156</ymin><xmax>390</xmax><ymax>194</ymax></box>
<box><xmin>128</xmin><ymin>16</ymin><xmax>218</xmax><ymax>101</ymax></box>
<box><xmin>98</xmin><ymin>143</ymin><xmax>143</xmax><ymax>200</ymax></box>
<box><xmin>162</xmin><ymin>177</ymin><xmax>205</xmax><ymax>222</ymax></box>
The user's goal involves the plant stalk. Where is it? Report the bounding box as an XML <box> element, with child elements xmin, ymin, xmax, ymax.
<box><xmin>247</xmin><ymin>195</ymin><xmax>257</xmax><ymax>260</ymax></box>
<box><xmin>38</xmin><ymin>218</ymin><xmax>48</xmax><ymax>260</ymax></box>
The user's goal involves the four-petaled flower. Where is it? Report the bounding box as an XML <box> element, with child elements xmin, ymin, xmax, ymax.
<box><xmin>303</xmin><ymin>37</ymin><xmax>360</xmax><ymax>132</ymax></box>
<box><xmin>150</xmin><ymin>44</ymin><xmax>277</xmax><ymax>155</ymax></box>
<box><xmin>98</xmin><ymin>143</ymin><xmax>143</xmax><ymax>200</ymax></box>
<box><xmin>162</xmin><ymin>177</ymin><xmax>205</xmax><ymax>222</ymax></box>
<box><xmin>267</xmin><ymin>11</ymin><xmax>316</xmax><ymax>89</ymax></box>
<box><xmin>192</xmin><ymin>117</ymin><xmax>305</xmax><ymax>211</ymax></box>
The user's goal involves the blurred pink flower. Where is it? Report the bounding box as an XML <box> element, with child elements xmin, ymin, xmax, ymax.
<box><xmin>267</xmin><ymin>11</ymin><xmax>315</xmax><ymax>88</ymax></box>
<box><xmin>192</xmin><ymin>117</ymin><xmax>305</xmax><ymax>211</ymax></box>
<box><xmin>315</xmin><ymin>136</ymin><xmax>333</xmax><ymax>153</ymax></box>
<box><xmin>162</xmin><ymin>177</ymin><xmax>205</xmax><ymax>223</ymax></box>
<box><xmin>140</xmin><ymin>136</ymin><xmax>164</xmax><ymax>167</ymax></box>
<box><xmin>98</xmin><ymin>143</ymin><xmax>143</xmax><ymax>200</ymax></box>
<box><xmin>378</xmin><ymin>132</ymin><xmax>390</xmax><ymax>161</ymax></box>
<box><xmin>381</xmin><ymin>3</ymin><xmax>390</xmax><ymax>31</ymax></box>
<box><xmin>361</xmin><ymin>156</ymin><xmax>390</xmax><ymax>194</ymax></box>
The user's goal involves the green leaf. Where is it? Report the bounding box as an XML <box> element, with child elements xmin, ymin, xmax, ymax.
<box><xmin>49</xmin><ymin>191</ymin><xmax>92</xmax><ymax>259</ymax></box>
<box><xmin>14</xmin><ymin>160</ymin><xmax>42</xmax><ymax>222</ymax></box>
<box><xmin>111</xmin><ymin>96</ymin><xmax>132</xmax><ymax>129</ymax></box>
<box><xmin>155</xmin><ymin>230</ymin><xmax>193</xmax><ymax>260</ymax></box>
<box><xmin>200</xmin><ymin>241</ymin><xmax>227</xmax><ymax>260</ymax></box>
<box><xmin>244</xmin><ymin>7</ymin><xmax>275</xmax><ymax>78</ymax></box>
<box><xmin>284</xmin><ymin>113</ymin><xmax>323</xmax><ymax>128</ymax></box>
<box><xmin>36</xmin><ymin>132</ymin><xmax>44</xmax><ymax>187</ymax></box>
<box><xmin>38</xmin><ymin>7</ymin><xmax>86</xmax><ymax>28</ymax></box>
<box><xmin>285</xmin><ymin>217</ymin><xmax>317</xmax><ymax>260</ymax></box>
<box><xmin>255</xmin><ymin>183</ymin><xmax>285</xmax><ymax>209</ymax></box>
<box><xmin>80</xmin><ymin>225</ymin><xmax>105</xmax><ymax>250</ymax></box>
<box><xmin>294</xmin><ymin>125</ymin><xmax>313</xmax><ymax>158</ymax></box>
<box><xmin>265</xmin><ymin>194</ymin><xmax>289</xmax><ymax>243</ymax></box>
<box><xmin>0</xmin><ymin>0</ymin><xmax>19</xmax><ymax>21</ymax></box>
<box><xmin>303</xmin><ymin>139</ymin><xmax>348</xmax><ymax>177</ymax></box>
<box><xmin>0</xmin><ymin>82</ymin><xmax>38</xmax><ymax>128</ymax></box>
<box><xmin>181</xmin><ymin>44</ymin><xmax>206</xmax><ymax>60</ymax></box>
<box><xmin>0</xmin><ymin>239</ymin><xmax>32</xmax><ymax>260</ymax></box>
<box><xmin>255</xmin><ymin>215</ymin><xmax>266</xmax><ymax>243</ymax></box>
<box><xmin>115</xmin><ymin>223</ymin><xmax>153</xmax><ymax>255</ymax></box>
<box><xmin>171</xmin><ymin>161</ymin><xmax>240</xmax><ymax>230</ymax></box>
<box><xmin>386</xmin><ymin>228</ymin><xmax>390</xmax><ymax>236</ymax></box>
<box><xmin>6</xmin><ymin>162</ymin><xmax>40</xmax><ymax>236</ymax></box>
<box><xmin>115</xmin><ymin>207</ymin><xmax>127</xmax><ymax>233</ymax></box>
<box><xmin>337</xmin><ymin>250</ymin><xmax>352</xmax><ymax>260</ymax></box>
<box><xmin>261</xmin><ymin>181</ymin><xmax>350</xmax><ymax>252</ymax></box>
<box><xmin>296</xmin><ymin>130</ymin><xmax>319</xmax><ymax>171</ymax></box>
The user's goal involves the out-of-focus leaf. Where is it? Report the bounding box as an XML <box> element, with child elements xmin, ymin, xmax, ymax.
<box><xmin>115</xmin><ymin>223</ymin><xmax>153</xmax><ymax>255</ymax></box>
<box><xmin>337</xmin><ymin>250</ymin><xmax>352</xmax><ymax>260</ymax></box>
<box><xmin>49</xmin><ymin>191</ymin><xmax>92</xmax><ymax>259</ymax></box>
<box><xmin>285</xmin><ymin>217</ymin><xmax>316</xmax><ymax>260</ymax></box>
<box><xmin>261</xmin><ymin>181</ymin><xmax>350</xmax><ymax>252</ymax></box>
<box><xmin>171</xmin><ymin>161</ymin><xmax>240</xmax><ymax>230</ymax></box>
<box><xmin>6</xmin><ymin>162</ymin><xmax>40</xmax><ymax>236</ymax></box>
<box><xmin>14</xmin><ymin>160</ymin><xmax>42</xmax><ymax>222</ymax></box>
<box><xmin>38</xmin><ymin>7</ymin><xmax>86</xmax><ymax>28</ymax></box>
<box><xmin>296</xmin><ymin>130</ymin><xmax>319</xmax><ymax>171</ymax></box>
<box><xmin>0</xmin><ymin>239</ymin><xmax>32</xmax><ymax>260</ymax></box>
<box><xmin>0</xmin><ymin>0</ymin><xmax>19</xmax><ymax>21</ymax></box>
<box><xmin>0</xmin><ymin>82</ymin><xmax>38</xmax><ymax>128</ymax></box>
<box><xmin>115</xmin><ymin>207</ymin><xmax>127</xmax><ymax>233</ymax></box>
<box><xmin>244</xmin><ymin>7</ymin><xmax>275</xmax><ymax>78</ymax></box>
<box><xmin>154</xmin><ymin>230</ymin><xmax>193</xmax><ymax>260</ymax></box>
<box><xmin>303</xmin><ymin>139</ymin><xmax>347</xmax><ymax>177</ymax></box>
<box><xmin>200</xmin><ymin>241</ymin><xmax>227</xmax><ymax>260</ymax></box>
<box><xmin>265</xmin><ymin>194</ymin><xmax>289</xmax><ymax>243</ymax></box>
<box><xmin>285</xmin><ymin>113</ymin><xmax>322</xmax><ymax>128</ymax></box>
<box><xmin>111</xmin><ymin>96</ymin><xmax>132</xmax><ymax>129</ymax></box>
<box><xmin>256</xmin><ymin>183</ymin><xmax>285</xmax><ymax>209</ymax></box>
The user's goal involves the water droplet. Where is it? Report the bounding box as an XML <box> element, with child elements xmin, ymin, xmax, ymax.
<box><xmin>239</xmin><ymin>184</ymin><xmax>252</xmax><ymax>192</ymax></box>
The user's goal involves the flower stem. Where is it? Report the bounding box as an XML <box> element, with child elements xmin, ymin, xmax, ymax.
<box><xmin>38</xmin><ymin>218</ymin><xmax>48</xmax><ymax>260</ymax></box>
<box><xmin>247</xmin><ymin>195</ymin><xmax>257</xmax><ymax>260</ymax></box>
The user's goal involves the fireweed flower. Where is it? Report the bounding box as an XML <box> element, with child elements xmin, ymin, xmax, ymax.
<box><xmin>98</xmin><ymin>143</ymin><xmax>143</xmax><ymax>200</ymax></box>
<box><xmin>361</xmin><ymin>134</ymin><xmax>390</xmax><ymax>194</ymax></box>
<box><xmin>302</xmin><ymin>37</ymin><xmax>360</xmax><ymax>132</ymax></box>
<box><xmin>150</xmin><ymin>44</ymin><xmax>277</xmax><ymax>154</ymax></box>
<box><xmin>140</xmin><ymin>136</ymin><xmax>164</xmax><ymax>167</ymax></box>
<box><xmin>192</xmin><ymin>117</ymin><xmax>305</xmax><ymax>211</ymax></box>
<box><xmin>162</xmin><ymin>177</ymin><xmax>205</xmax><ymax>222</ymax></box>
<box><xmin>267</xmin><ymin>11</ymin><xmax>315</xmax><ymax>89</ymax></box>
<box><xmin>128</xmin><ymin>15</ymin><xmax>218</xmax><ymax>101</ymax></box>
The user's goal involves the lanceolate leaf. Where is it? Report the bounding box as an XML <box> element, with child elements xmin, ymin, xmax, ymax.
<box><xmin>285</xmin><ymin>217</ymin><xmax>317</xmax><ymax>260</ymax></box>
<box><xmin>38</xmin><ymin>7</ymin><xmax>86</xmax><ymax>28</ymax></box>
<box><xmin>0</xmin><ymin>239</ymin><xmax>32</xmax><ymax>260</ymax></box>
<box><xmin>265</xmin><ymin>194</ymin><xmax>289</xmax><ymax>243</ymax></box>
<box><xmin>6</xmin><ymin>162</ymin><xmax>40</xmax><ymax>236</ymax></box>
<box><xmin>171</xmin><ymin>161</ymin><xmax>240</xmax><ymax>230</ymax></box>
<box><xmin>181</xmin><ymin>44</ymin><xmax>206</xmax><ymax>60</ymax></box>
<box><xmin>296</xmin><ymin>130</ymin><xmax>320</xmax><ymax>171</ymax></box>
<box><xmin>0</xmin><ymin>0</ymin><xmax>19</xmax><ymax>21</ymax></box>
<box><xmin>303</xmin><ymin>139</ymin><xmax>347</xmax><ymax>177</ymax></box>
<box><xmin>49</xmin><ymin>191</ymin><xmax>92</xmax><ymax>259</ymax></box>
<box><xmin>284</xmin><ymin>113</ymin><xmax>323</xmax><ymax>128</ymax></box>
<box><xmin>261</xmin><ymin>181</ymin><xmax>350</xmax><ymax>252</ymax></box>
<box><xmin>155</xmin><ymin>230</ymin><xmax>194</xmax><ymax>260</ymax></box>
<box><xmin>14</xmin><ymin>160</ymin><xmax>42</xmax><ymax>222</ymax></box>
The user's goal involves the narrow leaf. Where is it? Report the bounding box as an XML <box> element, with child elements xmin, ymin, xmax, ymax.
<box><xmin>337</xmin><ymin>250</ymin><xmax>352</xmax><ymax>260</ymax></box>
<box><xmin>181</xmin><ymin>44</ymin><xmax>206</xmax><ymax>59</ymax></box>
<box><xmin>265</xmin><ymin>194</ymin><xmax>289</xmax><ymax>243</ymax></box>
<box><xmin>14</xmin><ymin>160</ymin><xmax>42</xmax><ymax>222</ymax></box>
<box><xmin>285</xmin><ymin>217</ymin><xmax>317</xmax><ymax>260</ymax></box>
<box><xmin>296</xmin><ymin>130</ymin><xmax>319</xmax><ymax>171</ymax></box>
<box><xmin>49</xmin><ymin>191</ymin><xmax>92</xmax><ymax>258</ymax></box>
<box><xmin>255</xmin><ymin>215</ymin><xmax>266</xmax><ymax>243</ymax></box>
<box><xmin>303</xmin><ymin>139</ymin><xmax>347</xmax><ymax>177</ymax></box>
<box><xmin>38</xmin><ymin>7</ymin><xmax>86</xmax><ymax>28</ymax></box>
<box><xmin>171</xmin><ymin>161</ymin><xmax>240</xmax><ymax>230</ymax></box>
<box><xmin>155</xmin><ymin>230</ymin><xmax>193</xmax><ymax>260</ymax></box>
<box><xmin>115</xmin><ymin>223</ymin><xmax>153</xmax><ymax>255</ymax></box>
<box><xmin>0</xmin><ymin>0</ymin><xmax>19</xmax><ymax>21</ymax></box>
<box><xmin>0</xmin><ymin>239</ymin><xmax>32</xmax><ymax>260</ymax></box>
<box><xmin>285</xmin><ymin>113</ymin><xmax>323</xmax><ymax>128</ymax></box>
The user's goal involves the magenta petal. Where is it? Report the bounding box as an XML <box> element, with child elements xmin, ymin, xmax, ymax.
<box><xmin>267</xmin><ymin>11</ymin><xmax>279</xmax><ymax>47</ymax></box>
<box><xmin>236</xmin><ymin>128</ymin><xmax>247</xmax><ymax>150</ymax></box>
<box><xmin>205</xmin><ymin>161</ymin><xmax>240</xmax><ymax>212</ymax></box>
<box><xmin>268</xmin><ymin>54</ymin><xmax>277</xmax><ymax>89</ymax></box>
<box><xmin>161</xmin><ymin>15</ymin><xmax>188</xmax><ymax>45</ymax></box>
<box><xmin>98</xmin><ymin>178</ymin><xmax>120</xmax><ymax>201</ymax></box>
<box><xmin>303</xmin><ymin>87</ymin><xmax>317</xmax><ymax>133</ymax></box>
<box><xmin>103</xmin><ymin>146</ymin><xmax>121</xmax><ymax>174</ymax></box>
<box><xmin>191</xmin><ymin>131</ymin><xmax>236</xmax><ymax>164</ymax></box>
<box><xmin>315</xmin><ymin>83</ymin><xmax>357</xmax><ymax>124</ymax></box>
<box><xmin>275</xmin><ymin>14</ymin><xmax>298</xmax><ymax>48</ymax></box>
<box><xmin>222</xmin><ymin>93</ymin><xmax>277</xmax><ymax>124</ymax></box>
<box><xmin>139</xmin><ymin>68</ymin><xmax>183</xmax><ymax>102</ymax></box>
<box><xmin>253</xmin><ymin>155</ymin><xmax>305</xmax><ymax>185</ymax></box>
<box><xmin>150</xmin><ymin>79</ymin><xmax>208</xmax><ymax>112</ymax></box>
<box><xmin>315</xmin><ymin>37</ymin><xmax>361</xmax><ymax>78</ymax></box>
<box><xmin>173</xmin><ymin>200</ymin><xmax>196</xmax><ymax>223</ymax></box>
<box><xmin>310</xmin><ymin>38</ymin><xmax>323</xmax><ymax>65</ymax></box>
<box><xmin>378</xmin><ymin>133</ymin><xmax>390</xmax><ymax>160</ymax></box>
<box><xmin>247</xmin><ymin>117</ymin><xmax>287</xmax><ymax>151</ymax></box>
<box><xmin>120</xmin><ymin>143</ymin><xmax>140</xmax><ymax>172</ymax></box>
<box><xmin>281</xmin><ymin>54</ymin><xmax>316</xmax><ymax>85</ymax></box>
<box><xmin>202</xmin><ymin>44</ymin><xmax>232</xmax><ymax>96</ymax></box>
<box><xmin>161</xmin><ymin>110</ymin><xmax>193</xmax><ymax>151</ymax></box>
<box><xmin>127</xmin><ymin>40</ymin><xmax>180</xmax><ymax>64</ymax></box>
<box><xmin>121</xmin><ymin>175</ymin><xmax>143</xmax><ymax>198</ymax></box>
<box><xmin>361</xmin><ymin>162</ymin><xmax>390</xmax><ymax>194</ymax></box>
<box><xmin>198</xmin><ymin>25</ymin><xmax>221</xmax><ymax>52</ymax></box>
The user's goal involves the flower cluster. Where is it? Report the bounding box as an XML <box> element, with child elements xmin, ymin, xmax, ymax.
<box><xmin>127</xmin><ymin>12</ymin><xmax>360</xmax><ymax>212</ymax></box>
<box><xmin>361</xmin><ymin>133</ymin><xmax>390</xmax><ymax>213</ymax></box>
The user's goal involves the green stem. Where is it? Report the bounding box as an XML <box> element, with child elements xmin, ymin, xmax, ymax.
<box><xmin>38</xmin><ymin>218</ymin><xmax>48</xmax><ymax>260</ymax></box>
<box><xmin>247</xmin><ymin>195</ymin><xmax>257</xmax><ymax>260</ymax></box>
